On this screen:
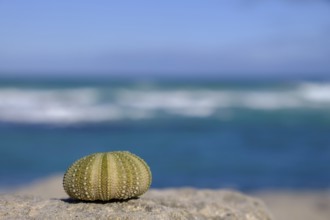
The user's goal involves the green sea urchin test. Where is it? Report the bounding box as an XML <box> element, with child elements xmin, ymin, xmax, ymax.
<box><xmin>63</xmin><ymin>151</ymin><xmax>152</xmax><ymax>201</ymax></box>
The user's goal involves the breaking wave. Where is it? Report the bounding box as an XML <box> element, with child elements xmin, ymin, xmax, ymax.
<box><xmin>0</xmin><ymin>82</ymin><xmax>330</xmax><ymax>124</ymax></box>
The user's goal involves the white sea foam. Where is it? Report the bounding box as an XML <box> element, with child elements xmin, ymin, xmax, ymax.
<box><xmin>0</xmin><ymin>82</ymin><xmax>330</xmax><ymax>124</ymax></box>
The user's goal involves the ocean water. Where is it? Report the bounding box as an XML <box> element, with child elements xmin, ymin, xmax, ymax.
<box><xmin>0</xmin><ymin>78</ymin><xmax>329</xmax><ymax>191</ymax></box>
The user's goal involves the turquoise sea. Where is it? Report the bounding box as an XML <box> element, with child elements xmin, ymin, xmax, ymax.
<box><xmin>0</xmin><ymin>78</ymin><xmax>329</xmax><ymax>191</ymax></box>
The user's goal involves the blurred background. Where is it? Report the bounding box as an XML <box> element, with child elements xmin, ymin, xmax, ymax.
<box><xmin>0</xmin><ymin>0</ymin><xmax>330</xmax><ymax>191</ymax></box>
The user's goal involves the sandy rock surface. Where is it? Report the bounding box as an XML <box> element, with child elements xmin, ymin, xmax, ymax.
<box><xmin>0</xmin><ymin>174</ymin><xmax>273</xmax><ymax>219</ymax></box>
<box><xmin>1</xmin><ymin>188</ymin><xmax>272</xmax><ymax>220</ymax></box>
<box><xmin>7</xmin><ymin>174</ymin><xmax>330</xmax><ymax>220</ymax></box>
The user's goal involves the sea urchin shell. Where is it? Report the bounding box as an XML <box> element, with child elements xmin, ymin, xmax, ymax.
<box><xmin>63</xmin><ymin>151</ymin><xmax>152</xmax><ymax>201</ymax></box>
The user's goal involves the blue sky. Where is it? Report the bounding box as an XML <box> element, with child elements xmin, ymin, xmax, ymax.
<box><xmin>0</xmin><ymin>0</ymin><xmax>329</xmax><ymax>78</ymax></box>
